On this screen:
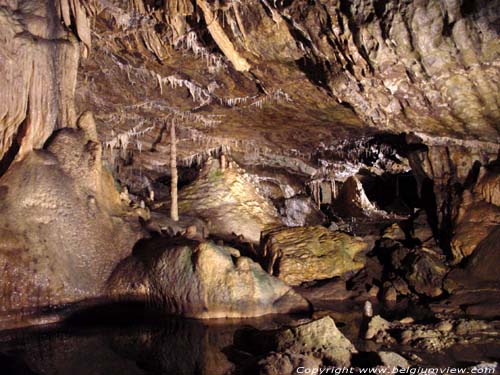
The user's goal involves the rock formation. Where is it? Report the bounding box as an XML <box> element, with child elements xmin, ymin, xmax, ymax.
<box><xmin>0</xmin><ymin>116</ymin><xmax>142</xmax><ymax>326</ymax></box>
<box><xmin>0</xmin><ymin>0</ymin><xmax>80</xmax><ymax>165</ymax></box>
<box><xmin>0</xmin><ymin>0</ymin><xmax>499</xmax><ymax>371</ymax></box>
<box><xmin>107</xmin><ymin>238</ymin><xmax>310</xmax><ymax>318</ymax></box>
<box><xmin>261</xmin><ymin>226</ymin><xmax>368</xmax><ymax>286</ymax></box>
<box><xmin>176</xmin><ymin>158</ymin><xmax>281</xmax><ymax>244</ymax></box>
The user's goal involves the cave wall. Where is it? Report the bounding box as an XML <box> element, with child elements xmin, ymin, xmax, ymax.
<box><xmin>0</xmin><ymin>1</ymin><xmax>79</xmax><ymax>169</ymax></box>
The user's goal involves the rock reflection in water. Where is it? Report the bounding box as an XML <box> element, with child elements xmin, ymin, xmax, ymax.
<box><xmin>0</xmin><ymin>315</ymin><xmax>298</xmax><ymax>375</ymax></box>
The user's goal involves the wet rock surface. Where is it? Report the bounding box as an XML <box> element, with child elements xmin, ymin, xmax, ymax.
<box><xmin>0</xmin><ymin>0</ymin><xmax>500</xmax><ymax>372</ymax></box>
<box><xmin>106</xmin><ymin>238</ymin><xmax>309</xmax><ymax>319</ymax></box>
<box><xmin>365</xmin><ymin>314</ymin><xmax>500</xmax><ymax>353</ymax></box>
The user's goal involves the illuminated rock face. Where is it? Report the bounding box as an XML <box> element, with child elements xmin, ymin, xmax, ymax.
<box><xmin>0</xmin><ymin>0</ymin><xmax>499</xmax><ymax>328</ymax></box>
<box><xmin>261</xmin><ymin>226</ymin><xmax>368</xmax><ymax>286</ymax></box>
<box><xmin>178</xmin><ymin>159</ymin><xmax>282</xmax><ymax>244</ymax></box>
<box><xmin>0</xmin><ymin>123</ymin><xmax>142</xmax><ymax>323</ymax></box>
<box><xmin>106</xmin><ymin>239</ymin><xmax>310</xmax><ymax>319</ymax></box>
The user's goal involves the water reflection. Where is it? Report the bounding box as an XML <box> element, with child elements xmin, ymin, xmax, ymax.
<box><xmin>0</xmin><ymin>315</ymin><xmax>300</xmax><ymax>375</ymax></box>
<box><xmin>2</xmin><ymin>307</ymin><xmax>498</xmax><ymax>375</ymax></box>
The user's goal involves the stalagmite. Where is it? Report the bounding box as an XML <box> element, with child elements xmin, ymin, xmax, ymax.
<box><xmin>220</xmin><ymin>153</ymin><xmax>227</xmax><ymax>172</ymax></box>
<box><xmin>363</xmin><ymin>300</ymin><xmax>373</xmax><ymax>318</ymax></box>
<box><xmin>170</xmin><ymin>122</ymin><xmax>179</xmax><ymax>221</ymax></box>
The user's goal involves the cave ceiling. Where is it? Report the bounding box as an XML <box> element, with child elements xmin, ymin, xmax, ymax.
<box><xmin>2</xmin><ymin>0</ymin><xmax>500</xmax><ymax>178</ymax></box>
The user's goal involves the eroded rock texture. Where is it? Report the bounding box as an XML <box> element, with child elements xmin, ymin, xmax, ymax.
<box><xmin>0</xmin><ymin>117</ymin><xmax>142</xmax><ymax>325</ymax></box>
<box><xmin>0</xmin><ymin>0</ymin><xmax>83</xmax><ymax>167</ymax></box>
<box><xmin>176</xmin><ymin>158</ymin><xmax>281</xmax><ymax>244</ymax></box>
<box><xmin>75</xmin><ymin>0</ymin><xmax>499</xmax><ymax>175</ymax></box>
<box><xmin>0</xmin><ymin>0</ymin><xmax>499</xmax><ymax>328</ymax></box>
<box><xmin>107</xmin><ymin>238</ymin><xmax>310</xmax><ymax>319</ymax></box>
<box><xmin>261</xmin><ymin>226</ymin><xmax>368</xmax><ymax>286</ymax></box>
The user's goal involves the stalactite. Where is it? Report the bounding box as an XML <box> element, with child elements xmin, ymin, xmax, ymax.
<box><xmin>157</xmin><ymin>75</ymin><xmax>212</xmax><ymax>107</ymax></box>
<box><xmin>174</xmin><ymin>31</ymin><xmax>226</xmax><ymax>72</ymax></box>
<box><xmin>103</xmin><ymin>123</ymin><xmax>154</xmax><ymax>167</ymax></box>
<box><xmin>56</xmin><ymin>0</ymin><xmax>96</xmax><ymax>57</ymax></box>
<box><xmin>196</xmin><ymin>0</ymin><xmax>251</xmax><ymax>72</ymax></box>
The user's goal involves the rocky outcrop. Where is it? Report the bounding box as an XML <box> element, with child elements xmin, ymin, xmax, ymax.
<box><xmin>279</xmin><ymin>195</ymin><xmax>325</xmax><ymax>227</ymax></box>
<box><xmin>67</xmin><ymin>0</ymin><xmax>499</xmax><ymax>198</ymax></box>
<box><xmin>272</xmin><ymin>317</ymin><xmax>357</xmax><ymax>367</ymax></box>
<box><xmin>261</xmin><ymin>226</ymin><xmax>368</xmax><ymax>286</ymax></box>
<box><xmin>0</xmin><ymin>117</ymin><xmax>142</xmax><ymax>327</ymax></box>
<box><xmin>177</xmin><ymin>158</ymin><xmax>281</xmax><ymax>244</ymax></box>
<box><xmin>106</xmin><ymin>238</ymin><xmax>310</xmax><ymax>319</ymax></box>
<box><xmin>236</xmin><ymin>316</ymin><xmax>357</xmax><ymax>374</ymax></box>
<box><xmin>407</xmin><ymin>135</ymin><xmax>499</xmax><ymax>257</ymax></box>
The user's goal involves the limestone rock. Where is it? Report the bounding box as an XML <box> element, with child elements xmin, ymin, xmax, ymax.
<box><xmin>443</xmin><ymin>226</ymin><xmax>500</xmax><ymax>318</ymax></box>
<box><xmin>280</xmin><ymin>195</ymin><xmax>325</xmax><ymax>227</ymax></box>
<box><xmin>451</xmin><ymin>198</ymin><xmax>500</xmax><ymax>261</ymax></box>
<box><xmin>383</xmin><ymin>285</ymin><xmax>398</xmax><ymax>302</ymax></box>
<box><xmin>270</xmin><ymin>317</ymin><xmax>357</xmax><ymax>368</ymax></box>
<box><xmin>177</xmin><ymin>159</ymin><xmax>281</xmax><ymax>244</ymax></box>
<box><xmin>382</xmin><ymin>223</ymin><xmax>406</xmax><ymax>241</ymax></box>
<box><xmin>378</xmin><ymin>351</ymin><xmax>410</xmax><ymax>369</ymax></box>
<box><xmin>145</xmin><ymin>211</ymin><xmax>208</xmax><ymax>239</ymax></box>
<box><xmin>106</xmin><ymin>239</ymin><xmax>310</xmax><ymax>319</ymax></box>
<box><xmin>451</xmin><ymin>165</ymin><xmax>500</xmax><ymax>262</ymax></box>
<box><xmin>404</xmin><ymin>249</ymin><xmax>448</xmax><ymax>298</ymax></box>
<box><xmin>365</xmin><ymin>315</ymin><xmax>392</xmax><ymax>341</ymax></box>
<box><xmin>475</xmin><ymin>166</ymin><xmax>500</xmax><ymax>207</ymax></box>
<box><xmin>258</xmin><ymin>353</ymin><xmax>321</xmax><ymax>375</ymax></box>
<box><xmin>0</xmin><ymin>1</ymin><xmax>79</xmax><ymax>163</ymax></box>
<box><xmin>0</xmin><ymin>128</ymin><xmax>142</xmax><ymax>327</ymax></box>
<box><xmin>261</xmin><ymin>226</ymin><xmax>368</xmax><ymax>286</ymax></box>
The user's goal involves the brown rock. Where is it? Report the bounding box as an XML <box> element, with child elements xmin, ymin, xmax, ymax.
<box><xmin>107</xmin><ymin>239</ymin><xmax>309</xmax><ymax>319</ymax></box>
<box><xmin>177</xmin><ymin>159</ymin><xmax>281</xmax><ymax>244</ymax></box>
<box><xmin>333</xmin><ymin>176</ymin><xmax>385</xmax><ymax>218</ymax></box>
<box><xmin>273</xmin><ymin>317</ymin><xmax>357</xmax><ymax>367</ymax></box>
<box><xmin>0</xmin><ymin>1</ymin><xmax>79</xmax><ymax>163</ymax></box>
<box><xmin>404</xmin><ymin>248</ymin><xmax>447</xmax><ymax>298</ymax></box>
<box><xmin>0</xmin><ymin>128</ymin><xmax>142</xmax><ymax>327</ymax></box>
<box><xmin>261</xmin><ymin>226</ymin><xmax>368</xmax><ymax>286</ymax></box>
<box><xmin>383</xmin><ymin>285</ymin><xmax>398</xmax><ymax>302</ymax></box>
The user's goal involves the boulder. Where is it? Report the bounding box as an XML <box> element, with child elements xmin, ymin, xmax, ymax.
<box><xmin>274</xmin><ymin>317</ymin><xmax>357</xmax><ymax>366</ymax></box>
<box><xmin>0</xmin><ymin>123</ymin><xmax>142</xmax><ymax>328</ymax></box>
<box><xmin>106</xmin><ymin>238</ymin><xmax>310</xmax><ymax>318</ymax></box>
<box><xmin>177</xmin><ymin>159</ymin><xmax>281</xmax><ymax>244</ymax></box>
<box><xmin>443</xmin><ymin>226</ymin><xmax>500</xmax><ymax>318</ymax></box>
<box><xmin>261</xmin><ymin>226</ymin><xmax>368</xmax><ymax>286</ymax></box>
<box><xmin>378</xmin><ymin>351</ymin><xmax>410</xmax><ymax>369</ymax></box>
<box><xmin>256</xmin><ymin>316</ymin><xmax>357</xmax><ymax>373</ymax></box>
<box><xmin>451</xmin><ymin>191</ymin><xmax>500</xmax><ymax>262</ymax></box>
<box><xmin>365</xmin><ymin>315</ymin><xmax>392</xmax><ymax>341</ymax></box>
<box><xmin>404</xmin><ymin>248</ymin><xmax>448</xmax><ymax>298</ymax></box>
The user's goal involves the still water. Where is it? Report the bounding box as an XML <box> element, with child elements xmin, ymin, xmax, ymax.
<box><xmin>0</xmin><ymin>303</ymin><xmax>499</xmax><ymax>375</ymax></box>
